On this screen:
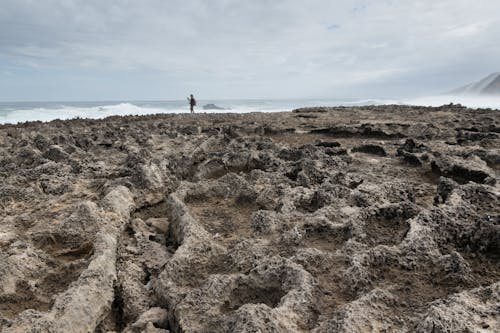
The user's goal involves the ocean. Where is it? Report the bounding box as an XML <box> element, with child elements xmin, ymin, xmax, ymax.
<box><xmin>0</xmin><ymin>96</ymin><xmax>499</xmax><ymax>124</ymax></box>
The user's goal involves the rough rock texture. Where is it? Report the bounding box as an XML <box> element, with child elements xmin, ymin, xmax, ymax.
<box><xmin>0</xmin><ymin>104</ymin><xmax>499</xmax><ymax>332</ymax></box>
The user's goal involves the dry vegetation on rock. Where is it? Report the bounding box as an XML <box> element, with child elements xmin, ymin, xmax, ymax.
<box><xmin>0</xmin><ymin>105</ymin><xmax>499</xmax><ymax>332</ymax></box>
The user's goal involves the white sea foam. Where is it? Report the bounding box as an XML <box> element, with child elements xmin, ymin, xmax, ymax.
<box><xmin>0</xmin><ymin>103</ymin><xmax>164</xmax><ymax>124</ymax></box>
<box><xmin>0</xmin><ymin>102</ymin><xmax>273</xmax><ymax>124</ymax></box>
<box><xmin>405</xmin><ymin>95</ymin><xmax>500</xmax><ymax>109</ymax></box>
<box><xmin>0</xmin><ymin>96</ymin><xmax>498</xmax><ymax>125</ymax></box>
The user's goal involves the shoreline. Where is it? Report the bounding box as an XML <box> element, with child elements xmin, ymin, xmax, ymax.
<box><xmin>1</xmin><ymin>98</ymin><xmax>500</xmax><ymax>126</ymax></box>
<box><xmin>0</xmin><ymin>102</ymin><xmax>497</xmax><ymax>128</ymax></box>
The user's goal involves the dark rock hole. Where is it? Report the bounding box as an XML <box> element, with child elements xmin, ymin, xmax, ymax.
<box><xmin>221</xmin><ymin>282</ymin><xmax>286</xmax><ymax>314</ymax></box>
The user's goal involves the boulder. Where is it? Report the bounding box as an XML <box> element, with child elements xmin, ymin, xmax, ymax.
<box><xmin>202</xmin><ymin>104</ymin><xmax>228</xmax><ymax>110</ymax></box>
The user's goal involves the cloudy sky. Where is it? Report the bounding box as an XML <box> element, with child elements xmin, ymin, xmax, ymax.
<box><xmin>1</xmin><ymin>0</ymin><xmax>499</xmax><ymax>101</ymax></box>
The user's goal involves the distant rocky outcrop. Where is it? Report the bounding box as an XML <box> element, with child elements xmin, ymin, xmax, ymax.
<box><xmin>203</xmin><ymin>103</ymin><xmax>228</xmax><ymax>110</ymax></box>
<box><xmin>451</xmin><ymin>72</ymin><xmax>500</xmax><ymax>95</ymax></box>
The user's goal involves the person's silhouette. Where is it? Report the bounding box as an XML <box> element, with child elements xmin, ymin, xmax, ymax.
<box><xmin>187</xmin><ymin>94</ymin><xmax>196</xmax><ymax>113</ymax></box>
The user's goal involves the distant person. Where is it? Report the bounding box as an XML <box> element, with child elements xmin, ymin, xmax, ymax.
<box><xmin>187</xmin><ymin>94</ymin><xmax>196</xmax><ymax>113</ymax></box>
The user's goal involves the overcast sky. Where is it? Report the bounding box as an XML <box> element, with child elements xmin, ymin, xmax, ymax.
<box><xmin>1</xmin><ymin>0</ymin><xmax>499</xmax><ymax>101</ymax></box>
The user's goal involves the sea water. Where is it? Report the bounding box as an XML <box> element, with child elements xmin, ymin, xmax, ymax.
<box><xmin>0</xmin><ymin>99</ymin><xmax>393</xmax><ymax>124</ymax></box>
<box><xmin>0</xmin><ymin>96</ymin><xmax>498</xmax><ymax>124</ymax></box>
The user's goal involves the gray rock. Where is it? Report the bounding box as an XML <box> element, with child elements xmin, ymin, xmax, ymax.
<box><xmin>1</xmin><ymin>105</ymin><xmax>498</xmax><ymax>332</ymax></box>
<box><xmin>202</xmin><ymin>103</ymin><xmax>228</xmax><ymax>110</ymax></box>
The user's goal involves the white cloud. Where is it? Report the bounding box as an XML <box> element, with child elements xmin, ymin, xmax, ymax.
<box><xmin>443</xmin><ymin>23</ymin><xmax>488</xmax><ymax>37</ymax></box>
<box><xmin>1</xmin><ymin>0</ymin><xmax>500</xmax><ymax>99</ymax></box>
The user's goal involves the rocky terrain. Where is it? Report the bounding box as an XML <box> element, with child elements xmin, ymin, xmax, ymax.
<box><xmin>0</xmin><ymin>104</ymin><xmax>499</xmax><ymax>333</ymax></box>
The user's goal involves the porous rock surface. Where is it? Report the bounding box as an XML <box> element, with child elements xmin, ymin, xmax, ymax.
<box><xmin>0</xmin><ymin>105</ymin><xmax>499</xmax><ymax>332</ymax></box>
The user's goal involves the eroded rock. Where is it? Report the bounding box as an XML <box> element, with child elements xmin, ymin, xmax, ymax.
<box><xmin>1</xmin><ymin>105</ymin><xmax>498</xmax><ymax>332</ymax></box>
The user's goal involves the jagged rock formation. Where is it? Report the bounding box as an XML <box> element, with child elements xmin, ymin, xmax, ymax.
<box><xmin>451</xmin><ymin>72</ymin><xmax>500</xmax><ymax>95</ymax></box>
<box><xmin>0</xmin><ymin>105</ymin><xmax>499</xmax><ymax>332</ymax></box>
<box><xmin>202</xmin><ymin>104</ymin><xmax>228</xmax><ymax>110</ymax></box>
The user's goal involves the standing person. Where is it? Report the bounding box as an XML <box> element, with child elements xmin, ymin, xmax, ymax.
<box><xmin>187</xmin><ymin>94</ymin><xmax>196</xmax><ymax>113</ymax></box>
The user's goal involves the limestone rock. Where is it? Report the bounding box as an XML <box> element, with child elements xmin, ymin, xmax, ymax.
<box><xmin>1</xmin><ymin>105</ymin><xmax>498</xmax><ymax>332</ymax></box>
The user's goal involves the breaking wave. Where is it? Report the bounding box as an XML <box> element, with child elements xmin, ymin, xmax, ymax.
<box><xmin>0</xmin><ymin>96</ymin><xmax>498</xmax><ymax>125</ymax></box>
<box><xmin>405</xmin><ymin>95</ymin><xmax>500</xmax><ymax>109</ymax></box>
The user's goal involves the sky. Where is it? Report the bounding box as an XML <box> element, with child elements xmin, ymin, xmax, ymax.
<box><xmin>1</xmin><ymin>0</ymin><xmax>499</xmax><ymax>101</ymax></box>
